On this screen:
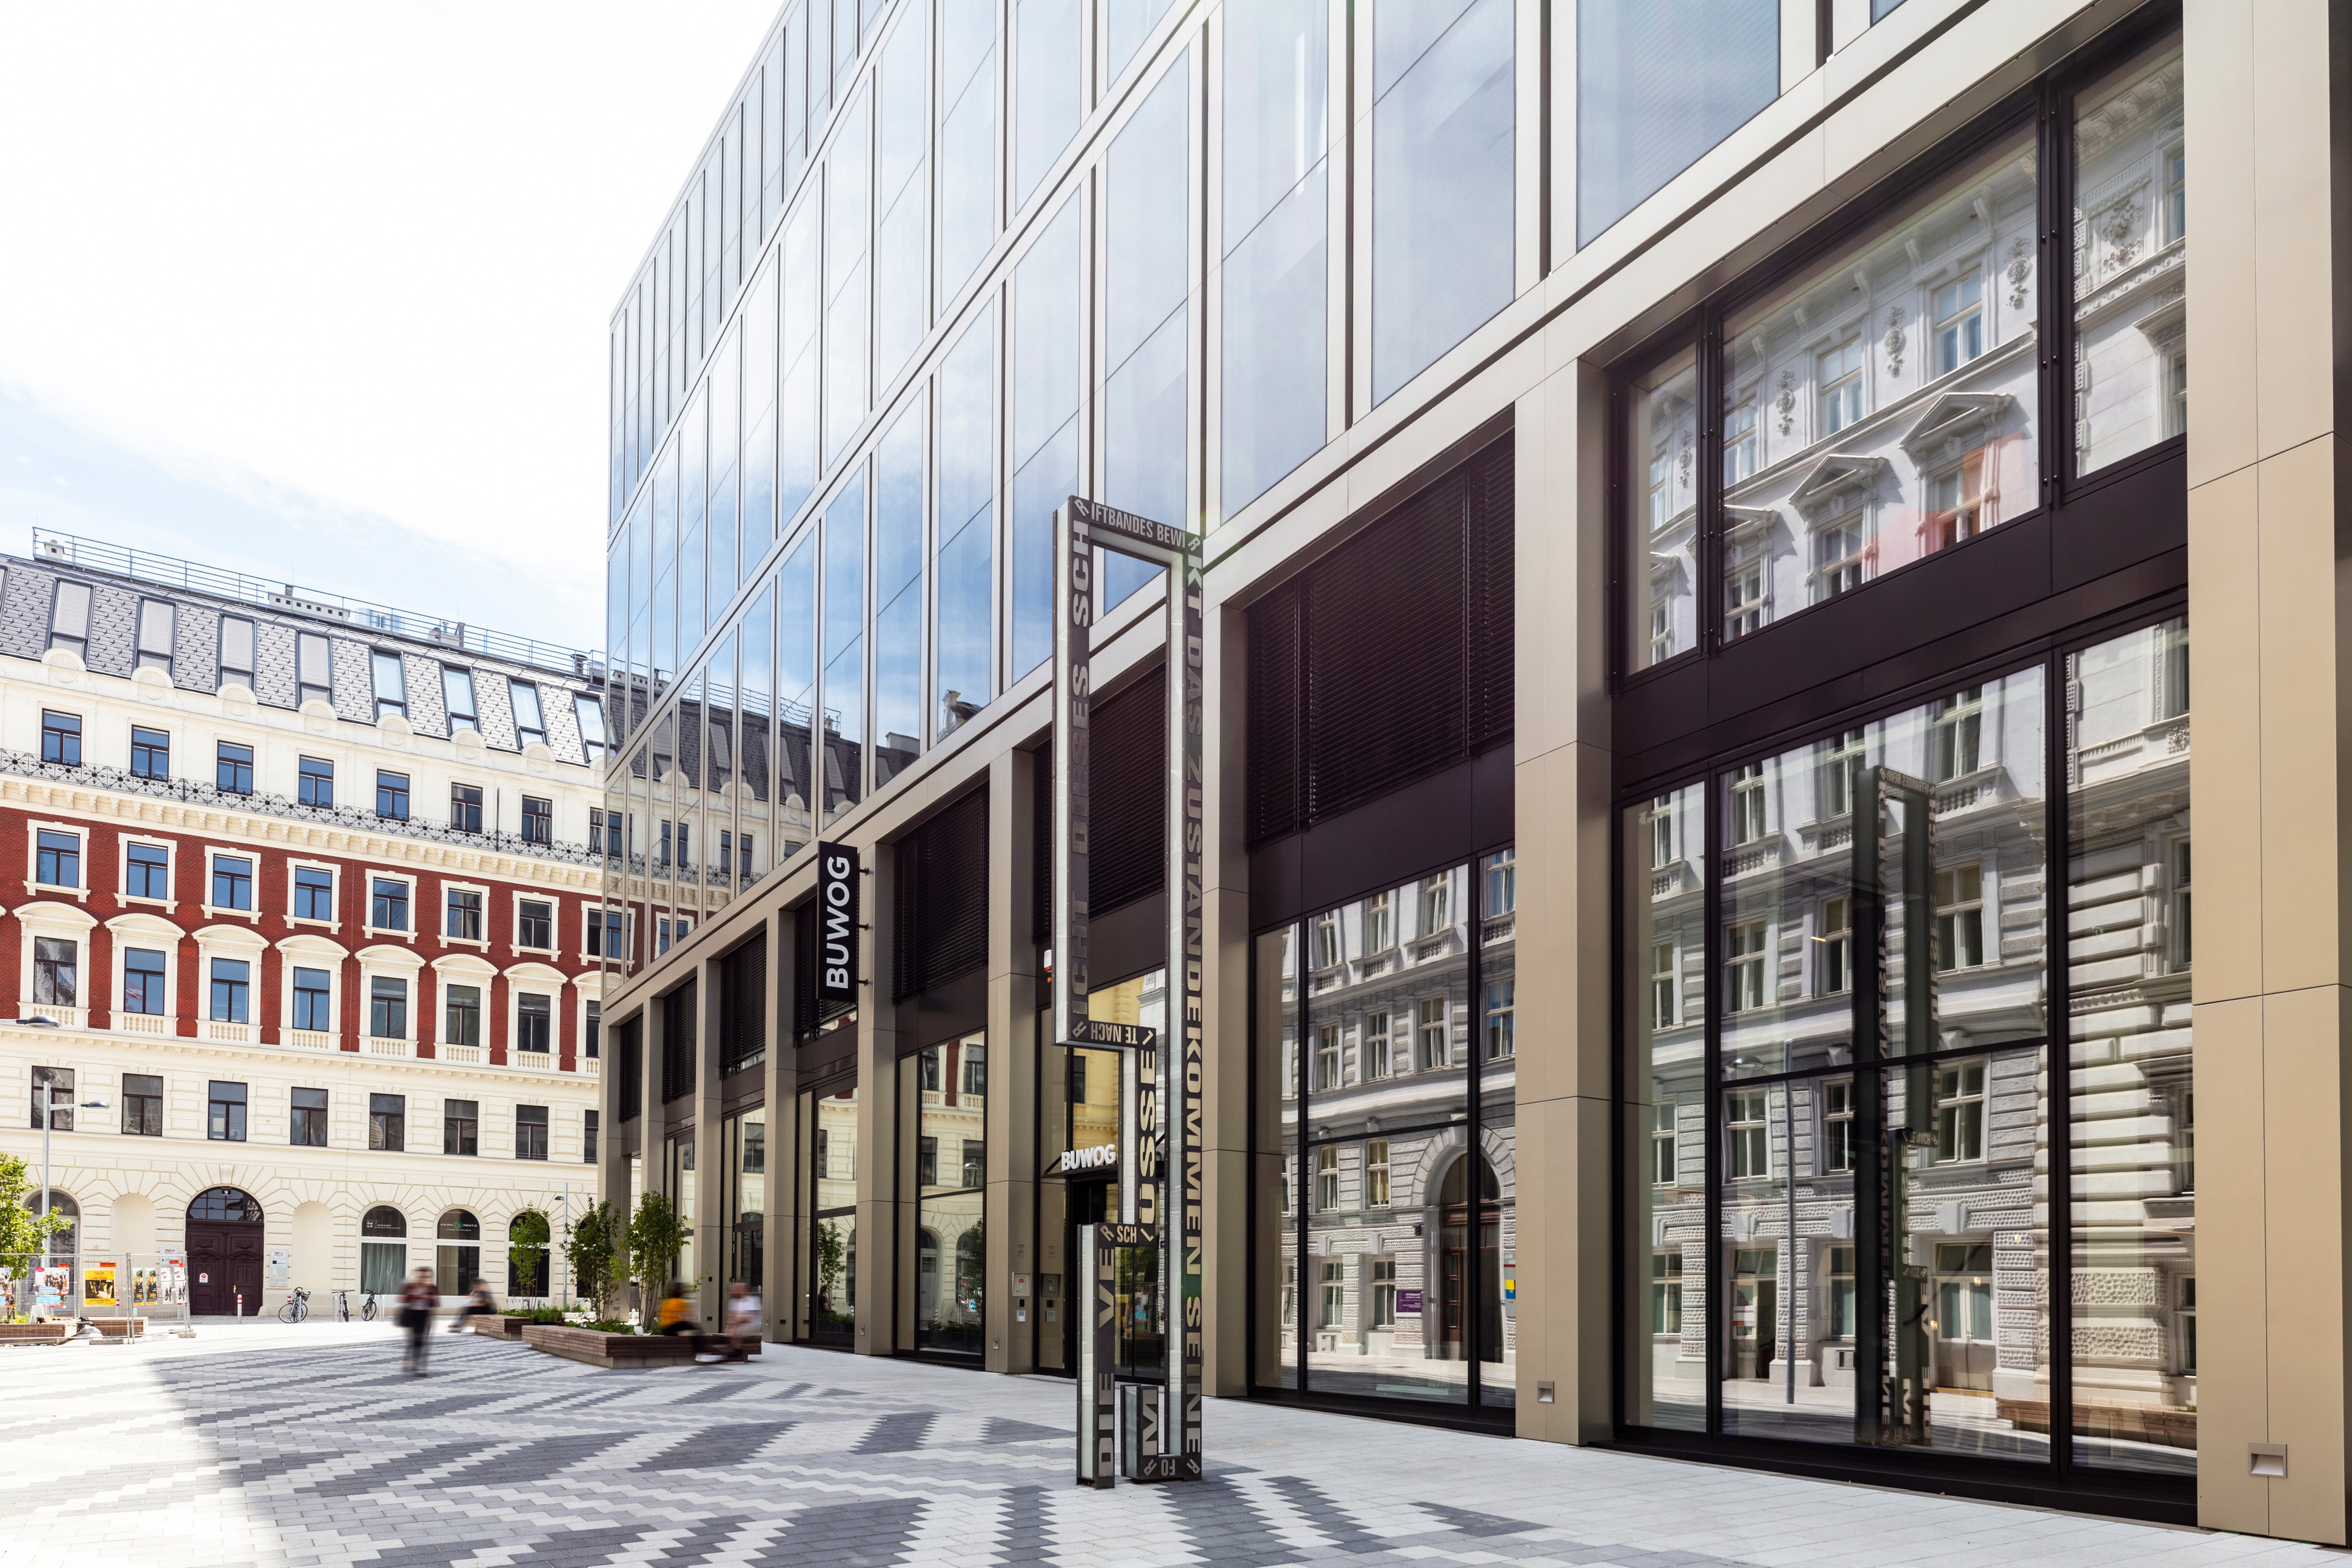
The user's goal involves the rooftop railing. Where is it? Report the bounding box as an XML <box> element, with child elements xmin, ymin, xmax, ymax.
<box><xmin>27</xmin><ymin>530</ymin><xmax>604</xmax><ymax>682</ymax></box>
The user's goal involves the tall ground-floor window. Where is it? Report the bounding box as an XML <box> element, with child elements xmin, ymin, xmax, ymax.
<box><xmin>1617</xmin><ymin>615</ymin><xmax>2191</xmax><ymax>1481</ymax></box>
<box><xmin>904</xmin><ymin>1032</ymin><xmax>986</xmax><ymax>1356</ymax></box>
<box><xmin>1252</xmin><ymin>849</ymin><xmax>1517</xmax><ymax>1411</ymax></box>
<box><xmin>800</xmin><ymin>1075</ymin><xmax>858</xmax><ymax>1345</ymax></box>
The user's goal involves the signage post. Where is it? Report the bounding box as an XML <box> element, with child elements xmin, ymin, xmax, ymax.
<box><xmin>1053</xmin><ymin>497</ymin><xmax>1203</xmax><ymax>1487</ymax></box>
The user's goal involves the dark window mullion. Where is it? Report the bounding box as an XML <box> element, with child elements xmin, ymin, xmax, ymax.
<box><xmin>2039</xmin><ymin>73</ymin><xmax>2072</xmax><ymax>516</ymax></box>
<box><xmin>1697</xmin><ymin>307</ymin><xmax>1726</xmax><ymax>661</ymax></box>
<box><xmin>2045</xmin><ymin>642</ymin><xmax>2076</xmax><ymax>1485</ymax></box>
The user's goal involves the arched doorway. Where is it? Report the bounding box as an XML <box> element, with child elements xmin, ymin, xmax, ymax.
<box><xmin>1435</xmin><ymin>1154</ymin><xmax>1502</xmax><ymax>1364</ymax></box>
<box><xmin>187</xmin><ymin>1187</ymin><xmax>263</xmax><ymax>1315</ymax></box>
<box><xmin>435</xmin><ymin>1210</ymin><xmax>480</xmax><ymax>1296</ymax></box>
<box><xmin>360</xmin><ymin>1207</ymin><xmax>408</xmax><ymax>1295</ymax></box>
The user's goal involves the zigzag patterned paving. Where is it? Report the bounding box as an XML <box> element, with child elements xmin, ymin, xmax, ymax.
<box><xmin>13</xmin><ymin>1327</ymin><xmax>2334</xmax><ymax>1568</ymax></box>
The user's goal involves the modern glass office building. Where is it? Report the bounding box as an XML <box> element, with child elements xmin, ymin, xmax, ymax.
<box><xmin>597</xmin><ymin>0</ymin><xmax>2341</xmax><ymax>1538</ymax></box>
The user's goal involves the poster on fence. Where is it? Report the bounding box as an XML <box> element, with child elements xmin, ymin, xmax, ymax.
<box><xmin>35</xmin><ymin>1266</ymin><xmax>69</xmax><ymax>1309</ymax></box>
<box><xmin>132</xmin><ymin>1266</ymin><xmax>159</xmax><ymax>1306</ymax></box>
<box><xmin>84</xmin><ymin>1261</ymin><xmax>116</xmax><ymax>1309</ymax></box>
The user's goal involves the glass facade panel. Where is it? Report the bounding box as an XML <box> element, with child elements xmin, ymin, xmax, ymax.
<box><xmin>780</xmin><ymin>196</ymin><xmax>822</xmax><ymax>524</ymax></box>
<box><xmin>1626</xmin><ymin>349</ymin><xmax>1698</xmax><ymax>672</ymax></box>
<box><xmin>1370</xmin><ymin>0</ymin><xmax>1514</xmax><ymax>404</ymax></box>
<box><xmin>1274</xmin><ymin>859</ymin><xmax>1514</xmax><ymax>1407</ymax></box>
<box><xmin>1106</xmin><ymin>0</ymin><xmax>1174</xmax><ymax>82</ymax></box>
<box><xmin>937</xmin><ymin>305</ymin><xmax>995</xmax><ymax>738</ymax></box>
<box><xmin>912</xmin><ymin>1033</ymin><xmax>987</xmax><ymax>1355</ymax></box>
<box><xmin>709</xmin><ymin>336</ymin><xmax>743</xmax><ymax>629</ymax></box>
<box><xmin>874</xmin><ymin>400</ymin><xmax>925</xmax><ymax>787</ymax></box>
<box><xmin>938</xmin><ymin>0</ymin><xmax>998</xmax><ymax>301</ymax></box>
<box><xmin>821</xmin><ymin>476</ymin><xmax>866</xmax><ymax>822</ymax></box>
<box><xmin>1221</xmin><ymin>0</ymin><xmax>1327</xmax><ymax>515</ymax></box>
<box><xmin>875</xmin><ymin>4</ymin><xmax>930</xmax><ymax>389</ymax></box>
<box><xmin>744</xmin><ymin>258</ymin><xmax>780</xmax><ymax>555</ymax></box>
<box><xmin>2066</xmin><ymin>618</ymin><xmax>2193</xmax><ymax>1472</ymax></box>
<box><xmin>652</xmin><ymin>443</ymin><xmax>678</xmax><ymax>687</ymax></box>
<box><xmin>1623</xmin><ymin>785</ymin><xmax>1706</xmax><ymax>1430</ymax></box>
<box><xmin>824</xmin><ymin>87</ymin><xmax>872</xmax><ymax>467</ymax></box>
<box><xmin>726</xmin><ymin>1107</ymin><xmax>767</xmax><ymax>1289</ymax></box>
<box><xmin>1104</xmin><ymin>61</ymin><xmax>1189</xmax><ymax>608</ymax></box>
<box><xmin>739</xmin><ymin>582</ymin><xmax>777</xmax><ymax>873</ymax></box>
<box><xmin>680</xmin><ymin>391</ymin><xmax>709</xmax><ymax>650</ymax></box>
<box><xmin>1720</xmin><ymin>138</ymin><xmax>2039</xmax><ymax>642</ymax></box>
<box><xmin>1012</xmin><ymin>195</ymin><xmax>1083</xmax><ymax>678</ymax></box>
<box><xmin>1575</xmin><ymin>0</ymin><xmax>1780</xmax><ymax>247</ymax></box>
<box><xmin>1014</xmin><ymin>0</ymin><xmax>1081</xmax><ymax>210</ymax></box>
<box><xmin>779</xmin><ymin>531</ymin><xmax>818</xmax><ymax>849</ymax></box>
<box><xmin>807</xmin><ymin>1078</ymin><xmax>859</xmax><ymax>1344</ymax></box>
<box><xmin>2074</xmin><ymin>44</ymin><xmax>2187</xmax><ymax>476</ymax></box>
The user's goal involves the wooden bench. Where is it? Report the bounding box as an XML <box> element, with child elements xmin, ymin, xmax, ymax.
<box><xmin>463</xmin><ymin>1314</ymin><xmax>529</xmax><ymax>1341</ymax></box>
<box><xmin>0</xmin><ymin>1322</ymin><xmax>76</xmax><ymax>1346</ymax></box>
<box><xmin>522</xmin><ymin>1324</ymin><xmax>760</xmax><ymax>1368</ymax></box>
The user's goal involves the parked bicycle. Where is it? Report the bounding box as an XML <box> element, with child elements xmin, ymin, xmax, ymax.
<box><xmin>277</xmin><ymin>1286</ymin><xmax>312</xmax><ymax>1324</ymax></box>
<box><xmin>361</xmin><ymin>1291</ymin><xmax>379</xmax><ymax>1322</ymax></box>
<box><xmin>334</xmin><ymin>1290</ymin><xmax>351</xmax><ymax>1322</ymax></box>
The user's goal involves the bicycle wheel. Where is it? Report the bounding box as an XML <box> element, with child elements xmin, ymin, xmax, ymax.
<box><xmin>362</xmin><ymin>1299</ymin><xmax>377</xmax><ymax>1321</ymax></box>
<box><xmin>337</xmin><ymin>1298</ymin><xmax>350</xmax><ymax>1323</ymax></box>
<box><xmin>278</xmin><ymin>1300</ymin><xmax>298</xmax><ymax>1324</ymax></box>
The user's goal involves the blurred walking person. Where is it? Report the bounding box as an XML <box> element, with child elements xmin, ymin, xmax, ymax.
<box><xmin>398</xmin><ymin>1267</ymin><xmax>436</xmax><ymax>1375</ymax></box>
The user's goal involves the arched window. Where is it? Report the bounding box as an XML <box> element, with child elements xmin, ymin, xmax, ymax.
<box><xmin>1437</xmin><ymin>1153</ymin><xmax>1499</xmax><ymax>1209</ymax></box>
<box><xmin>435</xmin><ymin>1209</ymin><xmax>481</xmax><ymax>1295</ymax></box>
<box><xmin>22</xmin><ymin>1190</ymin><xmax>76</xmax><ymax>1256</ymax></box>
<box><xmin>436</xmin><ymin>1210</ymin><xmax>481</xmax><ymax>1241</ymax></box>
<box><xmin>507</xmin><ymin>1211</ymin><xmax>550</xmax><ymax>1298</ymax></box>
<box><xmin>189</xmin><ymin>1187</ymin><xmax>261</xmax><ymax>1223</ymax></box>
<box><xmin>359</xmin><ymin>1206</ymin><xmax>407</xmax><ymax>1293</ymax></box>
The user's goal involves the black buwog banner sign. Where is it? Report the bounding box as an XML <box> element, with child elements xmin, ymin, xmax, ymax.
<box><xmin>815</xmin><ymin>841</ymin><xmax>860</xmax><ymax>1004</ymax></box>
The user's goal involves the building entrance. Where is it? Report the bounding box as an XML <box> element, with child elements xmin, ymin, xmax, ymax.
<box><xmin>186</xmin><ymin>1187</ymin><xmax>262</xmax><ymax>1315</ymax></box>
<box><xmin>1436</xmin><ymin>1155</ymin><xmax>1503</xmax><ymax>1364</ymax></box>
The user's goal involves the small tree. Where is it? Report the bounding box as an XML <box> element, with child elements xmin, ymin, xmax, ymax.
<box><xmin>0</xmin><ymin>1154</ymin><xmax>72</xmax><ymax>1319</ymax></box>
<box><xmin>815</xmin><ymin>1217</ymin><xmax>847</xmax><ymax>1325</ymax></box>
<box><xmin>508</xmin><ymin>1210</ymin><xmax>550</xmax><ymax>1303</ymax></box>
<box><xmin>563</xmin><ymin>1200</ymin><xmax>620</xmax><ymax>1319</ymax></box>
<box><xmin>624</xmin><ymin>1192</ymin><xmax>695</xmax><ymax>1328</ymax></box>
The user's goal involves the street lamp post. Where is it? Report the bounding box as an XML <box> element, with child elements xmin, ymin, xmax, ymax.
<box><xmin>10</xmin><ymin>1017</ymin><xmax>59</xmax><ymax>1315</ymax></box>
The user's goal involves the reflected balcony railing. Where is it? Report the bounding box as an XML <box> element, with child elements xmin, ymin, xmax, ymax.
<box><xmin>0</xmin><ymin>751</ymin><xmax>601</xmax><ymax>867</ymax></box>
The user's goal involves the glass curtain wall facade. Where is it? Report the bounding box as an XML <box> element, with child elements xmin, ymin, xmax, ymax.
<box><xmin>1256</xmin><ymin>853</ymin><xmax>1517</xmax><ymax>1411</ymax></box>
<box><xmin>1612</xmin><ymin>22</ymin><xmax>2191</xmax><ymax>1509</ymax></box>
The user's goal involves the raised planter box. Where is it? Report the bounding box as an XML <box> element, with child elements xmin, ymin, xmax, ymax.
<box><xmin>0</xmin><ymin>1323</ymin><xmax>75</xmax><ymax>1346</ymax></box>
<box><xmin>466</xmin><ymin>1314</ymin><xmax>529</xmax><ymax>1341</ymax></box>
<box><xmin>521</xmin><ymin>1324</ymin><xmax>758</xmax><ymax>1368</ymax></box>
<box><xmin>92</xmin><ymin>1318</ymin><xmax>147</xmax><ymax>1339</ymax></box>
<box><xmin>1996</xmin><ymin>1396</ymin><xmax>2197</xmax><ymax>1450</ymax></box>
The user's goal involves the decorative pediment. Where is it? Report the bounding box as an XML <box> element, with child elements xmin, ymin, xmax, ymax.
<box><xmin>1724</xmin><ymin>505</ymin><xmax>1781</xmax><ymax>544</ymax></box>
<box><xmin>2134</xmin><ymin>294</ymin><xmax>2185</xmax><ymax>353</ymax></box>
<box><xmin>1788</xmin><ymin>454</ymin><xmax>1886</xmax><ymax>518</ymax></box>
<box><xmin>1899</xmin><ymin>392</ymin><xmax>2014</xmax><ymax>461</ymax></box>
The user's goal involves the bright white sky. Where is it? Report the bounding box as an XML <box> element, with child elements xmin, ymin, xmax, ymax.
<box><xmin>0</xmin><ymin>2</ymin><xmax>778</xmax><ymax>652</ymax></box>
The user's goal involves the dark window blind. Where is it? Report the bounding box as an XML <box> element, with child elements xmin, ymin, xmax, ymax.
<box><xmin>1090</xmin><ymin>667</ymin><xmax>1167</xmax><ymax>915</ymax></box>
<box><xmin>660</xmin><ymin>983</ymin><xmax>697</xmax><ymax>1103</ymax></box>
<box><xmin>1248</xmin><ymin>432</ymin><xmax>1514</xmax><ymax>844</ymax></box>
<box><xmin>795</xmin><ymin>902</ymin><xmax>858</xmax><ymax>1038</ymax></box>
<box><xmin>894</xmin><ymin>786</ymin><xmax>991</xmax><ymax>1001</ymax></box>
<box><xmin>617</xmin><ymin>1020</ymin><xmax>643</xmax><ymax>1121</ymax></box>
<box><xmin>719</xmin><ymin>932</ymin><xmax>767</xmax><ymax>1073</ymax></box>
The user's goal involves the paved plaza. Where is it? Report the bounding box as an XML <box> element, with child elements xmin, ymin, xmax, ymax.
<box><xmin>2</xmin><ymin>1326</ymin><xmax>2334</xmax><ymax>1567</ymax></box>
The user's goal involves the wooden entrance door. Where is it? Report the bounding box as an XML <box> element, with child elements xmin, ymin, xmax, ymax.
<box><xmin>1440</xmin><ymin>1223</ymin><xmax>1467</xmax><ymax>1355</ymax></box>
<box><xmin>187</xmin><ymin>1221</ymin><xmax>262</xmax><ymax>1315</ymax></box>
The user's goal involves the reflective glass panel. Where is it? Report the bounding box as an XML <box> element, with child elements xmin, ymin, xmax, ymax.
<box><xmin>1575</xmin><ymin>0</ymin><xmax>1779</xmax><ymax>247</ymax></box>
<box><xmin>1370</xmin><ymin>0</ymin><xmax>1514</xmax><ymax>404</ymax></box>
<box><xmin>825</xmin><ymin>88</ymin><xmax>872</xmax><ymax>467</ymax></box>
<box><xmin>914</xmin><ymin>1033</ymin><xmax>987</xmax><ymax>1354</ymax></box>
<box><xmin>778</xmin><ymin>532</ymin><xmax>817</xmax><ymax>849</ymax></box>
<box><xmin>707</xmin><ymin>332</ymin><xmax>741</xmax><ymax>628</ymax></box>
<box><xmin>809</xmin><ymin>1079</ymin><xmax>858</xmax><ymax>1344</ymax></box>
<box><xmin>1014</xmin><ymin>0</ymin><xmax>1081</xmax><ymax>209</ymax></box>
<box><xmin>821</xmin><ymin>476</ymin><xmax>866</xmax><ymax>821</ymax></box>
<box><xmin>781</xmin><ymin>197</ymin><xmax>822</xmax><ymax>524</ymax></box>
<box><xmin>1106</xmin><ymin>0</ymin><xmax>1173</xmax><ymax>81</ymax></box>
<box><xmin>744</xmin><ymin>257</ymin><xmax>780</xmax><ymax>559</ymax></box>
<box><xmin>1104</xmin><ymin>61</ymin><xmax>1190</xmax><ymax>608</ymax></box>
<box><xmin>1221</xmin><ymin>0</ymin><xmax>1327</xmax><ymax>515</ymax></box>
<box><xmin>2074</xmin><ymin>43</ymin><xmax>2186</xmax><ymax>476</ymax></box>
<box><xmin>738</xmin><ymin>582</ymin><xmax>776</xmax><ymax>876</ymax></box>
<box><xmin>1626</xmin><ymin>349</ymin><xmax>1698</xmax><ymax>672</ymax></box>
<box><xmin>1721</xmin><ymin>136</ymin><xmax>2039</xmax><ymax>642</ymax></box>
<box><xmin>2067</xmin><ymin>618</ymin><xmax>2193</xmax><ymax>1473</ymax></box>
<box><xmin>874</xmin><ymin>400</ymin><xmax>925</xmax><ymax>787</ymax></box>
<box><xmin>937</xmin><ymin>305</ymin><xmax>995</xmax><ymax>737</ymax></box>
<box><xmin>938</xmin><ymin>0</ymin><xmax>998</xmax><ymax>300</ymax></box>
<box><xmin>1012</xmin><ymin>195</ymin><xmax>1083</xmax><ymax>678</ymax></box>
<box><xmin>875</xmin><ymin>4</ymin><xmax>930</xmax><ymax>388</ymax></box>
<box><xmin>1622</xmin><ymin>786</ymin><xmax>1705</xmax><ymax>1430</ymax></box>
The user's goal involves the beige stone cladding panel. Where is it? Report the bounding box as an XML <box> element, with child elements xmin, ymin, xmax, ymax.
<box><xmin>2260</xmin><ymin>984</ymin><xmax>2350</xmax><ymax>1543</ymax></box>
<box><xmin>2253</xmin><ymin>439</ymin><xmax>2344</xmax><ymax>995</ymax></box>
<box><xmin>2187</xmin><ymin>464</ymin><xmax>2260</xmax><ymax>1004</ymax></box>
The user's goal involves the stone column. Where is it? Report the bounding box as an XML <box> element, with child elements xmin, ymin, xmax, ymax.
<box><xmin>765</xmin><ymin>898</ymin><xmax>798</xmax><ymax>1344</ymax></box>
<box><xmin>856</xmin><ymin>838</ymin><xmax>898</xmax><ymax>1354</ymax></box>
<box><xmin>1507</xmin><ymin>359</ymin><xmax>1614</xmax><ymax>1442</ymax></box>
<box><xmin>987</xmin><ymin>748</ymin><xmax>1041</xmax><ymax>1373</ymax></box>
<box><xmin>2187</xmin><ymin>0</ymin><xmax>2350</xmax><ymax>1541</ymax></box>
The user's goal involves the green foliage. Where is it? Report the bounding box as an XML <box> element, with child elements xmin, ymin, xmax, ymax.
<box><xmin>509</xmin><ymin>1209</ymin><xmax>550</xmax><ymax>1295</ymax></box>
<box><xmin>0</xmin><ymin>1153</ymin><xmax>70</xmax><ymax>1269</ymax></box>
<box><xmin>624</xmin><ymin>1192</ymin><xmax>695</xmax><ymax>1327</ymax></box>
<box><xmin>563</xmin><ymin>1200</ymin><xmax>621</xmax><ymax>1319</ymax></box>
<box><xmin>580</xmin><ymin>1319</ymin><xmax>638</xmax><ymax>1335</ymax></box>
<box><xmin>506</xmin><ymin>1306</ymin><xmax>572</xmax><ymax>1325</ymax></box>
<box><xmin>815</xmin><ymin>1216</ymin><xmax>849</xmax><ymax>1326</ymax></box>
